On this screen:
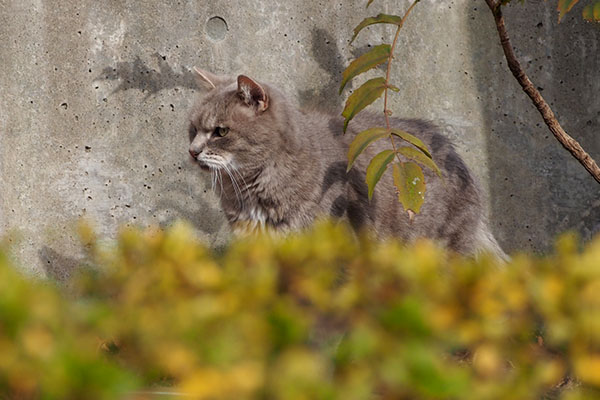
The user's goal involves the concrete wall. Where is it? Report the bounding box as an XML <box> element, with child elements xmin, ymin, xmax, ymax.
<box><xmin>1</xmin><ymin>0</ymin><xmax>599</xmax><ymax>276</ymax></box>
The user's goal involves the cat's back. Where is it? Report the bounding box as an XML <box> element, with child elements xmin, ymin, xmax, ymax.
<box><xmin>301</xmin><ymin>110</ymin><xmax>468</xmax><ymax>185</ymax></box>
<box><xmin>301</xmin><ymin>110</ymin><xmax>495</xmax><ymax>256</ymax></box>
<box><xmin>301</xmin><ymin>110</ymin><xmax>456</xmax><ymax>160</ymax></box>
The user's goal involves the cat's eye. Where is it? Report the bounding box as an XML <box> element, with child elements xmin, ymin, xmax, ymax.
<box><xmin>213</xmin><ymin>127</ymin><xmax>229</xmax><ymax>137</ymax></box>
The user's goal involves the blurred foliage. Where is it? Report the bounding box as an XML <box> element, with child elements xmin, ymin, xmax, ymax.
<box><xmin>0</xmin><ymin>242</ymin><xmax>138</xmax><ymax>399</ymax></box>
<box><xmin>2</xmin><ymin>221</ymin><xmax>600</xmax><ymax>398</ymax></box>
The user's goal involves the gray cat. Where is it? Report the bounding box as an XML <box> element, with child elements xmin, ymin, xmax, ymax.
<box><xmin>188</xmin><ymin>67</ymin><xmax>506</xmax><ymax>259</ymax></box>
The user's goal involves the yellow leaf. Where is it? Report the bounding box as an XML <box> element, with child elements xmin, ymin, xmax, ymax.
<box><xmin>558</xmin><ymin>0</ymin><xmax>580</xmax><ymax>22</ymax></box>
<box><xmin>342</xmin><ymin>78</ymin><xmax>387</xmax><ymax>133</ymax></box>
<box><xmin>179</xmin><ymin>368</ymin><xmax>225</xmax><ymax>399</ymax></box>
<box><xmin>541</xmin><ymin>276</ymin><xmax>564</xmax><ymax>304</ymax></box>
<box><xmin>351</xmin><ymin>14</ymin><xmax>404</xmax><ymax>43</ymax></box>
<box><xmin>473</xmin><ymin>344</ymin><xmax>503</xmax><ymax>378</ymax></box>
<box><xmin>21</xmin><ymin>325</ymin><xmax>54</xmax><ymax>360</ymax></box>
<box><xmin>77</xmin><ymin>217</ymin><xmax>96</xmax><ymax>246</ymax></box>
<box><xmin>365</xmin><ymin>150</ymin><xmax>395</xmax><ymax>201</ymax></box>
<box><xmin>537</xmin><ymin>359</ymin><xmax>565</xmax><ymax>386</ymax></box>
<box><xmin>392</xmin><ymin>162</ymin><xmax>426</xmax><ymax>213</ymax></box>
<box><xmin>228</xmin><ymin>361</ymin><xmax>264</xmax><ymax>394</ymax></box>
<box><xmin>575</xmin><ymin>355</ymin><xmax>600</xmax><ymax>386</ymax></box>
<box><xmin>340</xmin><ymin>44</ymin><xmax>390</xmax><ymax>93</ymax></box>
<box><xmin>157</xmin><ymin>343</ymin><xmax>196</xmax><ymax>376</ymax></box>
<box><xmin>179</xmin><ymin>362</ymin><xmax>263</xmax><ymax>398</ymax></box>
<box><xmin>347</xmin><ymin>127</ymin><xmax>390</xmax><ymax>172</ymax></box>
<box><xmin>430</xmin><ymin>305</ymin><xmax>458</xmax><ymax>330</ymax></box>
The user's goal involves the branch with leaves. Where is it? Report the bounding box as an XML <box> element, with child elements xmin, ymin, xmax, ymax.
<box><xmin>342</xmin><ymin>0</ymin><xmax>600</xmax><ymax>216</ymax></box>
<box><xmin>341</xmin><ymin>0</ymin><xmax>441</xmax><ymax>218</ymax></box>
<box><xmin>486</xmin><ymin>0</ymin><xmax>600</xmax><ymax>184</ymax></box>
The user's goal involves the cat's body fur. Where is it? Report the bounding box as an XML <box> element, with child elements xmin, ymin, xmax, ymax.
<box><xmin>188</xmin><ymin>69</ymin><xmax>505</xmax><ymax>258</ymax></box>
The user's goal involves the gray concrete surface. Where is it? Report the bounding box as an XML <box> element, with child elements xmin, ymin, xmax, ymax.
<box><xmin>0</xmin><ymin>0</ymin><xmax>598</xmax><ymax>276</ymax></box>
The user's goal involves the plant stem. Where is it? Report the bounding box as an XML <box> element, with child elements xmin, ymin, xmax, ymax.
<box><xmin>384</xmin><ymin>0</ymin><xmax>420</xmax><ymax>164</ymax></box>
<box><xmin>484</xmin><ymin>0</ymin><xmax>600</xmax><ymax>184</ymax></box>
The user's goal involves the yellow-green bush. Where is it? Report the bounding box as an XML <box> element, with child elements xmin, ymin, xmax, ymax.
<box><xmin>0</xmin><ymin>247</ymin><xmax>137</xmax><ymax>399</ymax></box>
<box><xmin>1</xmin><ymin>222</ymin><xmax>600</xmax><ymax>399</ymax></box>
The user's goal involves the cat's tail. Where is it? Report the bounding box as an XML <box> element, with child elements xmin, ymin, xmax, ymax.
<box><xmin>473</xmin><ymin>219</ymin><xmax>510</xmax><ymax>263</ymax></box>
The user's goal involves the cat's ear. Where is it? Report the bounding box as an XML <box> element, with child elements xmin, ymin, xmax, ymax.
<box><xmin>193</xmin><ymin>67</ymin><xmax>220</xmax><ymax>90</ymax></box>
<box><xmin>237</xmin><ymin>75</ymin><xmax>269</xmax><ymax>112</ymax></box>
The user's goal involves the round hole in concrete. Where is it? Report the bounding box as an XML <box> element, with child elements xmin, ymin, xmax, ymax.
<box><xmin>206</xmin><ymin>16</ymin><xmax>228</xmax><ymax>41</ymax></box>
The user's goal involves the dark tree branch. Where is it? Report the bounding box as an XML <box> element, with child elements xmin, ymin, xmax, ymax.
<box><xmin>484</xmin><ymin>0</ymin><xmax>600</xmax><ymax>184</ymax></box>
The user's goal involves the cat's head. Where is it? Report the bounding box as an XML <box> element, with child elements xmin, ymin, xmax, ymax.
<box><xmin>188</xmin><ymin>67</ymin><xmax>291</xmax><ymax>175</ymax></box>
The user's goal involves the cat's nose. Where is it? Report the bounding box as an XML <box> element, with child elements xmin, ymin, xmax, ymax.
<box><xmin>189</xmin><ymin>148</ymin><xmax>200</xmax><ymax>158</ymax></box>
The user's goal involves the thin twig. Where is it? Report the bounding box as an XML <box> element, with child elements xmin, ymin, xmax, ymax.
<box><xmin>484</xmin><ymin>0</ymin><xmax>600</xmax><ymax>184</ymax></box>
<box><xmin>384</xmin><ymin>0</ymin><xmax>420</xmax><ymax>164</ymax></box>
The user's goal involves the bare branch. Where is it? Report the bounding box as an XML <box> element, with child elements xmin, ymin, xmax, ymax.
<box><xmin>484</xmin><ymin>1</ymin><xmax>600</xmax><ymax>184</ymax></box>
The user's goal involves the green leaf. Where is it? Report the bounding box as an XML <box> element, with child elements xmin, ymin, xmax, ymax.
<box><xmin>366</xmin><ymin>0</ymin><xmax>375</xmax><ymax>7</ymax></box>
<box><xmin>393</xmin><ymin>162</ymin><xmax>426</xmax><ymax>214</ymax></box>
<box><xmin>366</xmin><ymin>150</ymin><xmax>395</xmax><ymax>201</ymax></box>
<box><xmin>342</xmin><ymin>78</ymin><xmax>387</xmax><ymax>133</ymax></box>
<box><xmin>377</xmin><ymin>297</ymin><xmax>430</xmax><ymax>335</ymax></box>
<box><xmin>351</xmin><ymin>14</ymin><xmax>404</xmax><ymax>44</ymax></box>
<box><xmin>396</xmin><ymin>146</ymin><xmax>442</xmax><ymax>178</ymax></box>
<box><xmin>340</xmin><ymin>44</ymin><xmax>391</xmax><ymax>94</ymax></box>
<box><xmin>347</xmin><ymin>127</ymin><xmax>390</xmax><ymax>172</ymax></box>
<box><xmin>558</xmin><ymin>0</ymin><xmax>580</xmax><ymax>22</ymax></box>
<box><xmin>582</xmin><ymin>2</ymin><xmax>600</xmax><ymax>21</ymax></box>
<box><xmin>390</xmin><ymin>129</ymin><xmax>432</xmax><ymax>158</ymax></box>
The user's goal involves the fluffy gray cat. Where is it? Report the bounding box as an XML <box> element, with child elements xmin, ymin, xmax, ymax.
<box><xmin>188</xmin><ymin>67</ymin><xmax>506</xmax><ymax>259</ymax></box>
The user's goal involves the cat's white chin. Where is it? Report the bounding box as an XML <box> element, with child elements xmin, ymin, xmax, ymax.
<box><xmin>196</xmin><ymin>158</ymin><xmax>224</xmax><ymax>172</ymax></box>
<box><xmin>189</xmin><ymin>158</ymin><xmax>206</xmax><ymax>171</ymax></box>
<box><xmin>197</xmin><ymin>155</ymin><xmax>232</xmax><ymax>171</ymax></box>
<box><xmin>191</xmin><ymin>157</ymin><xmax>211</xmax><ymax>171</ymax></box>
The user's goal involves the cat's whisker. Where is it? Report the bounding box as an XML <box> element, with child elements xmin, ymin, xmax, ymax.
<box><xmin>233</xmin><ymin>174</ymin><xmax>245</xmax><ymax>209</ymax></box>
<box><xmin>227</xmin><ymin>162</ymin><xmax>250</xmax><ymax>202</ymax></box>
<box><xmin>217</xmin><ymin>169</ymin><xmax>224</xmax><ymax>200</ymax></box>
<box><xmin>234</xmin><ymin>175</ymin><xmax>248</xmax><ymax>209</ymax></box>
<box><xmin>210</xmin><ymin>167</ymin><xmax>217</xmax><ymax>192</ymax></box>
<box><xmin>230</xmin><ymin>166</ymin><xmax>249</xmax><ymax>194</ymax></box>
<box><xmin>223</xmin><ymin>164</ymin><xmax>244</xmax><ymax>210</ymax></box>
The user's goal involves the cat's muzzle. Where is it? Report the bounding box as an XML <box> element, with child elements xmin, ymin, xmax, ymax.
<box><xmin>189</xmin><ymin>151</ymin><xmax>210</xmax><ymax>171</ymax></box>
